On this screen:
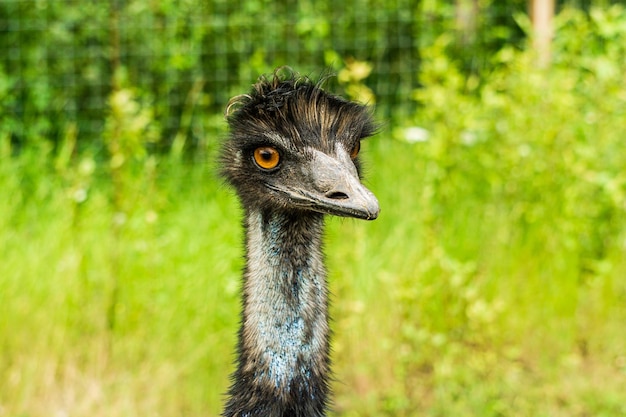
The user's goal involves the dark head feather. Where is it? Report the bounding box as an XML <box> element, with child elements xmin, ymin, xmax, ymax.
<box><xmin>221</xmin><ymin>68</ymin><xmax>378</xmax><ymax>217</ymax></box>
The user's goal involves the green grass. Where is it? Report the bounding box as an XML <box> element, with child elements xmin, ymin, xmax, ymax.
<box><xmin>1</xmin><ymin>133</ymin><xmax>625</xmax><ymax>416</ymax></box>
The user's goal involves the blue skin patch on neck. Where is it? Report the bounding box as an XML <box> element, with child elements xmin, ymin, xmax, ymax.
<box><xmin>249</xmin><ymin>212</ymin><xmax>325</xmax><ymax>392</ymax></box>
<box><xmin>258</xmin><ymin>316</ymin><xmax>306</xmax><ymax>390</ymax></box>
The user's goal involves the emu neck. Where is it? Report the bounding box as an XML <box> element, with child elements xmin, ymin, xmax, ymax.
<box><xmin>223</xmin><ymin>209</ymin><xmax>330</xmax><ymax>417</ymax></box>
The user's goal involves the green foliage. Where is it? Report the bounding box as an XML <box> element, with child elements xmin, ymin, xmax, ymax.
<box><xmin>0</xmin><ymin>0</ymin><xmax>528</xmax><ymax>153</ymax></box>
<box><xmin>374</xmin><ymin>5</ymin><xmax>626</xmax><ymax>415</ymax></box>
<box><xmin>2</xmin><ymin>4</ymin><xmax>626</xmax><ymax>417</ymax></box>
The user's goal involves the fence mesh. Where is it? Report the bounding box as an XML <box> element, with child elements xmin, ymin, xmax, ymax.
<box><xmin>2</xmin><ymin>0</ymin><xmax>597</xmax><ymax>153</ymax></box>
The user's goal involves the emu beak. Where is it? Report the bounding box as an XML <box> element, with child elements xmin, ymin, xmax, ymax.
<box><xmin>303</xmin><ymin>150</ymin><xmax>380</xmax><ymax>220</ymax></box>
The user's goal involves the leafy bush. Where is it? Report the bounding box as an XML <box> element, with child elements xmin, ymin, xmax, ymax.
<box><xmin>375</xmin><ymin>6</ymin><xmax>626</xmax><ymax>415</ymax></box>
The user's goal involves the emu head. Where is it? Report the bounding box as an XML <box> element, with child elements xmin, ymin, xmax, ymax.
<box><xmin>221</xmin><ymin>69</ymin><xmax>379</xmax><ymax>220</ymax></box>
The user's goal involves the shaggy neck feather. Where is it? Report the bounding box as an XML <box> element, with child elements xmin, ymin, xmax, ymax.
<box><xmin>223</xmin><ymin>209</ymin><xmax>330</xmax><ymax>417</ymax></box>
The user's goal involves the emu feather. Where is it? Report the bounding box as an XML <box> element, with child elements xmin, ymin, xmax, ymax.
<box><xmin>221</xmin><ymin>68</ymin><xmax>379</xmax><ymax>417</ymax></box>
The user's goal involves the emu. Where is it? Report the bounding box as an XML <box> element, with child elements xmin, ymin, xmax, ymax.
<box><xmin>220</xmin><ymin>68</ymin><xmax>379</xmax><ymax>417</ymax></box>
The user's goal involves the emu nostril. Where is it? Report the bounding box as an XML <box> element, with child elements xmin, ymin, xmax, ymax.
<box><xmin>326</xmin><ymin>191</ymin><xmax>349</xmax><ymax>200</ymax></box>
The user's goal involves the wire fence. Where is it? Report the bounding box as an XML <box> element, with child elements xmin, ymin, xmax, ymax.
<box><xmin>0</xmin><ymin>0</ymin><xmax>574</xmax><ymax>154</ymax></box>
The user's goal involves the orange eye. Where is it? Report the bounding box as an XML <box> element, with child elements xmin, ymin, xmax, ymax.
<box><xmin>350</xmin><ymin>141</ymin><xmax>361</xmax><ymax>159</ymax></box>
<box><xmin>253</xmin><ymin>146</ymin><xmax>280</xmax><ymax>170</ymax></box>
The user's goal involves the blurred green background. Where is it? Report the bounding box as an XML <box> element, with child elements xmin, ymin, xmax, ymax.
<box><xmin>1</xmin><ymin>0</ymin><xmax>626</xmax><ymax>416</ymax></box>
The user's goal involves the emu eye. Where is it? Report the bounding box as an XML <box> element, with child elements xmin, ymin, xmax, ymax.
<box><xmin>253</xmin><ymin>146</ymin><xmax>280</xmax><ymax>170</ymax></box>
<box><xmin>350</xmin><ymin>141</ymin><xmax>361</xmax><ymax>159</ymax></box>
